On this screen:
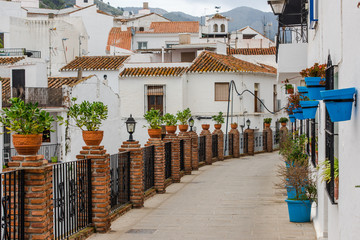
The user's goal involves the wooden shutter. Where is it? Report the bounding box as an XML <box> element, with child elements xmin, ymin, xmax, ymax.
<box><xmin>215</xmin><ymin>83</ymin><xmax>229</xmax><ymax>101</ymax></box>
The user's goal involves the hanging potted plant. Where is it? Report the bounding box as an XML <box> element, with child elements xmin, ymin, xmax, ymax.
<box><xmin>319</xmin><ymin>158</ymin><xmax>339</xmax><ymax>200</ymax></box>
<box><xmin>287</xmin><ymin>93</ymin><xmax>305</xmax><ymax>120</ymax></box>
<box><xmin>301</xmin><ymin>63</ymin><xmax>326</xmax><ymax>100</ymax></box>
<box><xmin>163</xmin><ymin>113</ymin><xmax>177</xmax><ymax>134</ymax></box>
<box><xmin>320</xmin><ymin>87</ymin><xmax>356</xmax><ymax>122</ymax></box>
<box><xmin>263</xmin><ymin>118</ymin><xmax>272</xmax><ymax>128</ymax></box>
<box><xmin>60</xmin><ymin>98</ymin><xmax>108</xmax><ymax>146</ymax></box>
<box><xmin>299</xmin><ymin>100</ymin><xmax>319</xmax><ymax>119</ymax></box>
<box><xmin>279</xmin><ymin>117</ymin><xmax>289</xmax><ymax>127</ymax></box>
<box><xmin>282</xmin><ymin>79</ymin><xmax>294</xmax><ymax>94</ymax></box>
<box><xmin>211</xmin><ymin>112</ymin><xmax>224</xmax><ymax>130</ymax></box>
<box><xmin>144</xmin><ymin>109</ymin><xmax>163</xmax><ymax>138</ymax></box>
<box><xmin>176</xmin><ymin>108</ymin><xmax>191</xmax><ymax>132</ymax></box>
<box><xmin>0</xmin><ymin>98</ymin><xmax>55</xmax><ymax>155</ymax></box>
<box><xmin>297</xmin><ymin>86</ymin><xmax>309</xmax><ymax>99</ymax></box>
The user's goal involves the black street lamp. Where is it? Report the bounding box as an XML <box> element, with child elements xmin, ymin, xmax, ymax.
<box><xmin>268</xmin><ymin>0</ymin><xmax>286</xmax><ymax>15</ymax></box>
<box><xmin>188</xmin><ymin>116</ymin><xmax>194</xmax><ymax>132</ymax></box>
<box><xmin>246</xmin><ymin>119</ymin><xmax>251</xmax><ymax>129</ymax></box>
<box><xmin>125</xmin><ymin>114</ymin><xmax>136</xmax><ymax>142</ymax></box>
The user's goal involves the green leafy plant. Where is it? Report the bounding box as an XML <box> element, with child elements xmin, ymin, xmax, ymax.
<box><xmin>318</xmin><ymin>158</ymin><xmax>339</xmax><ymax>183</ymax></box>
<box><xmin>212</xmin><ymin>112</ymin><xmax>225</xmax><ymax>124</ymax></box>
<box><xmin>60</xmin><ymin>98</ymin><xmax>108</xmax><ymax>131</ymax></box>
<box><xmin>263</xmin><ymin>118</ymin><xmax>272</xmax><ymax>124</ymax></box>
<box><xmin>0</xmin><ymin>98</ymin><xmax>55</xmax><ymax>135</ymax></box>
<box><xmin>176</xmin><ymin>108</ymin><xmax>191</xmax><ymax>125</ymax></box>
<box><xmin>162</xmin><ymin>113</ymin><xmax>177</xmax><ymax>126</ymax></box>
<box><xmin>280</xmin><ymin>134</ymin><xmax>308</xmax><ymax>167</ymax></box>
<box><xmin>51</xmin><ymin>156</ymin><xmax>58</xmax><ymax>163</ymax></box>
<box><xmin>279</xmin><ymin>117</ymin><xmax>289</xmax><ymax>123</ymax></box>
<box><xmin>144</xmin><ymin>109</ymin><xmax>163</xmax><ymax>129</ymax></box>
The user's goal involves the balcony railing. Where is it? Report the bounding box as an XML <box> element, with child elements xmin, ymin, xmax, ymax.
<box><xmin>0</xmin><ymin>48</ymin><xmax>41</xmax><ymax>58</ymax></box>
<box><xmin>278</xmin><ymin>26</ymin><xmax>308</xmax><ymax>44</ymax></box>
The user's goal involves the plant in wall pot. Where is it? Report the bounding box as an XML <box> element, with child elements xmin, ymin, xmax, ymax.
<box><xmin>287</xmin><ymin>93</ymin><xmax>306</xmax><ymax>120</ymax></box>
<box><xmin>176</xmin><ymin>108</ymin><xmax>191</xmax><ymax>132</ymax></box>
<box><xmin>162</xmin><ymin>113</ymin><xmax>177</xmax><ymax>134</ymax></box>
<box><xmin>212</xmin><ymin>112</ymin><xmax>224</xmax><ymax>129</ymax></box>
<box><xmin>144</xmin><ymin>109</ymin><xmax>163</xmax><ymax>138</ymax></box>
<box><xmin>263</xmin><ymin>118</ymin><xmax>272</xmax><ymax>128</ymax></box>
<box><xmin>0</xmin><ymin>98</ymin><xmax>55</xmax><ymax>155</ymax></box>
<box><xmin>301</xmin><ymin>63</ymin><xmax>326</xmax><ymax>100</ymax></box>
<box><xmin>60</xmin><ymin>98</ymin><xmax>108</xmax><ymax>146</ymax></box>
<box><xmin>319</xmin><ymin>158</ymin><xmax>339</xmax><ymax>200</ymax></box>
<box><xmin>279</xmin><ymin>117</ymin><xmax>289</xmax><ymax>127</ymax></box>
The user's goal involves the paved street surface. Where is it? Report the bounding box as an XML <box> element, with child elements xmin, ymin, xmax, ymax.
<box><xmin>89</xmin><ymin>152</ymin><xmax>316</xmax><ymax>240</ymax></box>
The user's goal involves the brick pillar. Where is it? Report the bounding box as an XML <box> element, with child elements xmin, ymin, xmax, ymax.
<box><xmin>244</xmin><ymin>129</ymin><xmax>254</xmax><ymax>156</ymax></box>
<box><xmin>178</xmin><ymin>131</ymin><xmax>192</xmax><ymax>174</ymax></box>
<box><xmin>163</xmin><ymin>133</ymin><xmax>180</xmax><ymax>183</ymax></box>
<box><xmin>77</xmin><ymin>146</ymin><xmax>111</xmax><ymax>233</ymax></box>
<box><xmin>119</xmin><ymin>141</ymin><xmax>144</xmax><ymax>208</ymax></box>
<box><xmin>146</xmin><ymin>138</ymin><xmax>166</xmax><ymax>193</ymax></box>
<box><xmin>263</xmin><ymin>128</ymin><xmax>273</xmax><ymax>152</ymax></box>
<box><xmin>189</xmin><ymin>131</ymin><xmax>199</xmax><ymax>170</ymax></box>
<box><xmin>229</xmin><ymin>128</ymin><xmax>240</xmax><ymax>158</ymax></box>
<box><xmin>8</xmin><ymin>155</ymin><xmax>53</xmax><ymax>240</ymax></box>
<box><xmin>280</xmin><ymin>126</ymin><xmax>289</xmax><ymax>148</ymax></box>
<box><xmin>200</xmin><ymin>128</ymin><xmax>212</xmax><ymax>165</ymax></box>
<box><xmin>212</xmin><ymin>129</ymin><xmax>224</xmax><ymax>161</ymax></box>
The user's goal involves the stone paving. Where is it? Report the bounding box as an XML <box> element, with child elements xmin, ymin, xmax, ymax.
<box><xmin>89</xmin><ymin>152</ymin><xmax>316</xmax><ymax>240</ymax></box>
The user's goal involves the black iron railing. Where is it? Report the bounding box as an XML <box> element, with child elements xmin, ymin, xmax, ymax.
<box><xmin>53</xmin><ymin>159</ymin><xmax>92</xmax><ymax>240</ymax></box>
<box><xmin>244</xmin><ymin>132</ymin><xmax>248</xmax><ymax>154</ymax></box>
<box><xmin>198</xmin><ymin>136</ymin><xmax>205</xmax><ymax>163</ymax></box>
<box><xmin>311</xmin><ymin>119</ymin><xmax>316</xmax><ymax>167</ymax></box>
<box><xmin>164</xmin><ymin>142</ymin><xmax>172</xmax><ymax>179</ymax></box>
<box><xmin>179</xmin><ymin>140</ymin><xmax>185</xmax><ymax>171</ymax></box>
<box><xmin>212</xmin><ymin>134</ymin><xmax>218</xmax><ymax>158</ymax></box>
<box><xmin>143</xmin><ymin>146</ymin><xmax>155</xmax><ymax>192</ymax></box>
<box><xmin>228</xmin><ymin>134</ymin><xmax>234</xmax><ymax>156</ymax></box>
<box><xmin>110</xmin><ymin>152</ymin><xmax>131</xmax><ymax>212</ymax></box>
<box><xmin>3</xmin><ymin>144</ymin><xmax>61</xmax><ymax>165</ymax></box>
<box><xmin>0</xmin><ymin>48</ymin><xmax>41</xmax><ymax>58</ymax></box>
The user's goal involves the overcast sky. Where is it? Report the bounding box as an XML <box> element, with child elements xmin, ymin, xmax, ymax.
<box><xmin>109</xmin><ymin>0</ymin><xmax>271</xmax><ymax>16</ymax></box>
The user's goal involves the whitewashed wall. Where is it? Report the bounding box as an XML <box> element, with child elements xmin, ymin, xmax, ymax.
<box><xmin>133</xmin><ymin>33</ymin><xmax>200</xmax><ymax>50</ymax></box>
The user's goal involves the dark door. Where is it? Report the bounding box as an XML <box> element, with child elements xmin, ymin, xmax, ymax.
<box><xmin>12</xmin><ymin>69</ymin><xmax>25</xmax><ymax>100</ymax></box>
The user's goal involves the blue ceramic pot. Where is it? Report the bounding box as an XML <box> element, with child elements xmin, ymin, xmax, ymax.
<box><xmin>299</xmin><ymin>101</ymin><xmax>319</xmax><ymax>119</ymax></box>
<box><xmin>305</xmin><ymin>77</ymin><xmax>325</xmax><ymax>100</ymax></box>
<box><xmin>286</xmin><ymin>186</ymin><xmax>306</xmax><ymax>199</ymax></box>
<box><xmin>293</xmin><ymin>108</ymin><xmax>305</xmax><ymax>120</ymax></box>
<box><xmin>289</xmin><ymin>115</ymin><xmax>295</xmax><ymax>123</ymax></box>
<box><xmin>297</xmin><ymin>86</ymin><xmax>309</xmax><ymax>98</ymax></box>
<box><xmin>320</xmin><ymin>88</ymin><xmax>356</xmax><ymax>122</ymax></box>
<box><xmin>285</xmin><ymin>199</ymin><xmax>312</xmax><ymax>222</ymax></box>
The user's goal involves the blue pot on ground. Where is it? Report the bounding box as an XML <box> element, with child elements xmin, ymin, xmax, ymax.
<box><xmin>285</xmin><ymin>199</ymin><xmax>312</xmax><ymax>222</ymax></box>
<box><xmin>305</xmin><ymin>77</ymin><xmax>325</xmax><ymax>100</ymax></box>
<box><xmin>286</xmin><ymin>186</ymin><xmax>306</xmax><ymax>199</ymax></box>
<box><xmin>300</xmin><ymin>101</ymin><xmax>319</xmax><ymax>119</ymax></box>
<box><xmin>320</xmin><ymin>88</ymin><xmax>356</xmax><ymax>122</ymax></box>
<box><xmin>297</xmin><ymin>86</ymin><xmax>309</xmax><ymax>98</ymax></box>
<box><xmin>293</xmin><ymin>108</ymin><xmax>305</xmax><ymax>120</ymax></box>
<box><xmin>289</xmin><ymin>115</ymin><xmax>295</xmax><ymax>123</ymax></box>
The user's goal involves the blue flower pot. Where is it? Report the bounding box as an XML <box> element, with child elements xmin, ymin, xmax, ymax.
<box><xmin>285</xmin><ymin>199</ymin><xmax>312</xmax><ymax>222</ymax></box>
<box><xmin>299</xmin><ymin>101</ymin><xmax>319</xmax><ymax>119</ymax></box>
<box><xmin>305</xmin><ymin>77</ymin><xmax>326</xmax><ymax>100</ymax></box>
<box><xmin>320</xmin><ymin>88</ymin><xmax>356</xmax><ymax>122</ymax></box>
<box><xmin>293</xmin><ymin>108</ymin><xmax>305</xmax><ymax>120</ymax></box>
<box><xmin>286</xmin><ymin>186</ymin><xmax>306</xmax><ymax>199</ymax></box>
<box><xmin>297</xmin><ymin>86</ymin><xmax>309</xmax><ymax>98</ymax></box>
<box><xmin>289</xmin><ymin>115</ymin><xmax>295</xmax><ymax>123</ymax></box>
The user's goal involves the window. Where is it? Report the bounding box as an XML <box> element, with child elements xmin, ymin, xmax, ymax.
<box><xmin>214</xmin><ymin>83</ymin><xmax>229</xmax><ymax>101</ymax></box>
<box><xmin>254</xmin><ymin>83</ymin><xmax>260</xmax><ymax>112</ymax></box>
<box><xmin>310</xmin><ymin>0</ymin><xmax>319</xmax><ymax>29</ymax></box>
<box><xmin>139</xmin><ymin>27</ymin><xmax>144</xmax><ymax>31</ymax></box>
<box><xmin>146</xmin><ymin>85</ymin><xmax>165</xmax><ymax>114</ymax></box>
<box><xmin>84</xmin><ymin>0</ymin><xmax>88</xmax><ymax>3</ymax></box>
<box><xmin>220</xmin><ymin>24</ymin><xmax>225</xmax><ymax>32</ymax></box>
<box><xmin>42</xmin><ymin>130</ymin><xmax>51</xmax><ymax>142</ymax></box>
<box><xmin>137</xmin><ymin>41</ymin><xmax>148</xmax><ymax>50</ymax></box>
<box><xmin>213</xmin><ymin>24</ymin><xmax>218</xmax><ymax>33</ymax></box>
<box><xmin>181</xmin><ymin>52</ymin><xmax>196</xmax><ymax>62</ymax></box>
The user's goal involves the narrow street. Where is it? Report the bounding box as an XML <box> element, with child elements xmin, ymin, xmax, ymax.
<box><xmin>89</xmin><ymin>152</ymin><xmax>316</xmax><ymax>240</ymax></box>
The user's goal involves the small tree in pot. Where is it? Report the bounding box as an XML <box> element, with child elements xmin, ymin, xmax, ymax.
<box><xmin>279</xmin><ymin>117</ymin><xmax>289</xmax><ymax>127</ymax></box>
<box><xmin>144</xmin><ymin>109</ymin><xmax>163</xmax><ymax>138</ymax></box>
<box><xmin>176</xmin><ymin>108</ymin><xmax>191</xmax><ymax>132</ymax></box>
<box><xmin>163</xmin><ymin>113</ymin><xmax>177</xmax><ymax>134</ymax></box>
<box><xmin>263</xmin><ymin>118</ymin><xmax>272</xmax><ymax>128</ymax></box>
<box><xmin>0</xmin><ymin>98</ymin><xmax>55</xmax><ymax>155</ymax></box>
<box><xmin>212</xmin><ymin>112</ymin><xmax>224</xmax><ymax>130</ymax></box>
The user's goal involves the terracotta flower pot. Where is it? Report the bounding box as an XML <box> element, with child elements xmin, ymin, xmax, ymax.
<box><xmin>201</xmin><ymin>124</ymin><xmax>210</xmax><ymax>130</ymax></box>
<box><xmin>264</xmin><ymin>123</ymin><xmax>270</xmax><ymax>128</ymax></box>
<box><xmin>82</xmin><ymin>131</ymin><xmax>104</xmax><ymax>146</ymax></box>
<box><xmin>281</xmin><ymin>122</ymin><xmax>287</xmax><ymax>127</ymax></box>
<box><xmin>214</xmin><ymin>124</ymin><xmax>221</xmax><ymax>130</ymax></box>
<box><xmin>178</xmin><ymin>125</ymin><xmax>188</xmax><ymax>132</ymax></box>
<box><xmin>231</xmin><ymin>123</ymin><xmax>238</xmax><ymax>129</ymax></box>
<box><xmin>287</xmin><ymin>88</ymin><xmax>294</xmax><ymax>94</ymax></box>
<box><xmin>12</xmin><ymin>134</ymin><xmax>42</xmax><ymax>155</ymax></box>
<box><xmin>334</xmin><ymin>177</ymin><xmax>339</xmax><ymax>200</ymax></box>
<box><xmin>148</xmin><ymin>128</ymin><xmax>162</xmax><ymax>138</ymax></box>
<box><xmin>165</xmin><ymin>125</ymin><xmax>177</xmax><ymax>134</ymax></box>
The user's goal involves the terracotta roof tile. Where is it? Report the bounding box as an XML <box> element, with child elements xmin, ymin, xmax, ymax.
<box><xmin>106</xmin><ymin>28</ymin><xmax>132</xmax><ymax>51</ymax></box>
<box><xmin>119</xmin><ymin>67</ymin><xmax>187</xmax><ymax>77</ymax></box>
<box><xmin>0</xmin><ymin>57</ymin><xmax>25</xmax><ymax>65</ymax></box>
<box><xmin>60</xmin><ymin>55</ymin><xmax>129</xmax><ymax>71</ymax></box>
<box><xmin>187</xmin><ymin>51</ymin><xmax>276</xmax><ymax>74</ymax></box>
<box><xmin>227</xmin><ymin>47</ymin><xmax>276</xmax><ymax>55</ymax></box>
<box><xmin>146</xmin><ymin>21</ymin><xmax>199</xmax><ymax>33</ymax></box>
<box><xmin>48</xmin><ymin>76</ymin><xmax>93</xmax><ymax>88</ymax></box>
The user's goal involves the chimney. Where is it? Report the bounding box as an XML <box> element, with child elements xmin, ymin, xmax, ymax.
<box><xmin>143</xmin><ymin>2</ymin><xmax>149</xmax><ymax>9</ymax></box>
<box><xmin>77</xmin><ymin>67</ymin><xmax>83</xmax><ymax>80</ymax></box>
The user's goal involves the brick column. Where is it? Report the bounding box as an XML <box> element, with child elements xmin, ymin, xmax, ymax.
<box><xmin>189</xmin><ymin>131</ymin><xmax>199</xmax><ymax>170</ymax></box>
<box><xmin>263</xmin><ymin>128</ymin><xmax>273</xmax><ymax>152</ymax></box>
<box><xmin>229</xmin><ymin>128</ymin><xmax>240</xmax><ymax>158</ymax></box>
<box><xmin>146</xmin><ymin>138</ymin><xmax>166</xmax><ymax>193</ymax></box>
<box><xmin>119</xmin><ymin>141</ymin><xmax>144</xmax><ymax>208</ymax></box>
<box><xmin>77</xmin><ymin>146</ymin><xmax>111</xmax><ymax>233</ymax></box>
<box><xmin>244</xmin><ymin>129</ymin><xmax>254</xmax><ymax>156</ymax></box>
<box><xmin>212</xmin><ymin>129</ymin><xmax>224</xmax><ymax>161</ymax></box>
<box><xmin>200</xmin><ymin>128</ymin><xmax>212</xmax><ymax>165</ymax></box>
<box><xmin>8</xmin><ymin>155</ymin><xmax>53</xmax><ymax>240</ymax></box>
<box><xmin>163</xmin><ymin>133</ymin><xmax>180</xmax><ymax>183</ymax></box>
<box><xmin>280</xmin><ymin>126</ymin><xmax>289</xmax><ymax>148</ymax></box>
<box><xmin>178</xmin><ymin>131</ymin><xmax>192</xmax><ymax>174</ymax></box>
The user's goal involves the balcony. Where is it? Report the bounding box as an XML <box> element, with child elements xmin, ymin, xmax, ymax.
<box><xmin>0</xmin><ymin>48</ymin><xmax>41</xmax><ymax>58</ymax></box>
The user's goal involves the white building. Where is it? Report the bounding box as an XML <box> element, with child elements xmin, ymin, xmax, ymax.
<box><xmin>229</xmin><ymin>26</ymin><xmax>276</xmax><ymax>49</ymax></box>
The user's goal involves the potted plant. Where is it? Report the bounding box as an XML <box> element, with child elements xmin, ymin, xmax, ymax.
<box><xmin>282</xmin><ymin>79</ymin><xmax>294</xmax><ymax>94</ymax></box>
<box><xmin>287</xmin><ymin>93</ymin><xmax>305</xmax><ymax>120</ymax></box>
<box><xmin>144</xmin><ymin>109</ymin><xmax>163</xmax><ymax>138</ymax></box>
<box><xmin>301</xmin><ymin>63</ymin><xmax>326</xmax><ymax>100</ymax></box>
<box><xmin>231</xmin><ymin>122</ymin><xmax>238</xmax><ymax>129</ymax></box>
<box><xmin>176</xmin><ymin>108</ymin><xmax>191</xmax><ymax>132</ymax></box>
<box><xmin>297</xmin><ymin>86</ymin><xmax>309</xmax><ymax>98</ymax></box>
<box><xmin>263</xmin><ymin>118</ymin><xmax>272</xmax><ymax>128</ymax></box>
<box><xmin>319</xmin><ymin>158</ymin><xmax>339</xmax><ymax>200</ymax></box>
<box><xmin>61</xmin><ymin>98</ymin><xmax>108</xmax><ymax>146</ymax></box>
<box><xmin>0</xmin><ymin>98</ymin><xmax>55</xmax><ymax>155</ymax></box>
<box><xmin>299</xmin><ymin>100</ymin><xmax>319</xmax><ymax>119</ymax></box>
<box><xmin>279</xmin><ymin>117</ymin><xmax>289</xmax><ymax>127</ymax></box>
<box><xmin>163</xmin><ymin>113</ymin><xmax>177</xmax><ymax>134</ymax></box>
<box><xmin>212</xmin><ymin>112</ymin><xmax>224</xmax><ymax>129</ymax></box>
